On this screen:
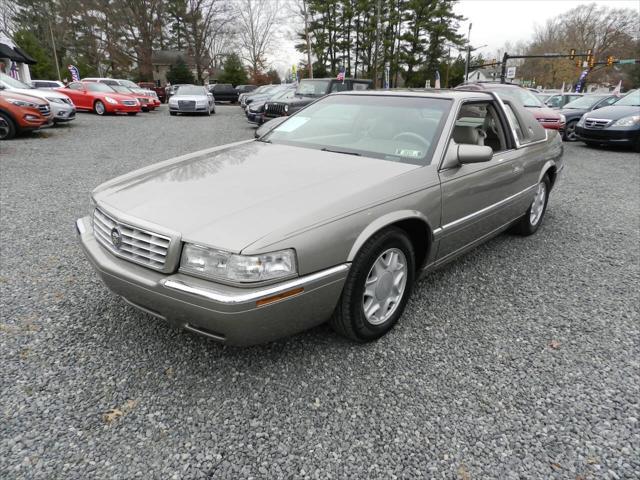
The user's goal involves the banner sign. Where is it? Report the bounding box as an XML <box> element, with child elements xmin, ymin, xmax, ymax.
<box><xmin>67</xmin><ymin>64</ymin><xmax>80</xmax><ymax>82</ymax></box>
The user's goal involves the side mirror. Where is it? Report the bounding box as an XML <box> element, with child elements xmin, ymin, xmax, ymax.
<box><xmin>255</xmin><ymin>116</ymin><xmax>287</xmax><ymax>138</ymax></box>
<box><xmin>457</xmin><ymin>144</ymin><xmax>493</xmax><ymax>164</ymax></box>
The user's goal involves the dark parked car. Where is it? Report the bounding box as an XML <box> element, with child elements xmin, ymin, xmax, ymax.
<box><xmin>247</xmin><ymin>86</ymin><xmax>296</xmax><ymax>125</ymax></box>
<box><xmin>559</xmin><ymin>94</ymin><xmax>620</xmax><ymax>141</ymax></box>
<box><xmin>264</xmin><ymin>78</ymin><xmax>373</xmax><ymax>120</ymax></box>
<box><xmin>236</xmin><ymin>84</ymin><xmax>256</xmax><ymax>94</ymax></box>
<box><xmin>208</xmin><ymin>84</ymin><xmax>239</xmax><ymax>103</ymax></box>
<box><xmin>241</xmin><ymin>84</ymin><xmax>285</xmax><ymax>108</ymax></box>
<box><xmin>575</xmin><ymin>90</ymin><xmax>640</xmax><ymax>151</ymax></box>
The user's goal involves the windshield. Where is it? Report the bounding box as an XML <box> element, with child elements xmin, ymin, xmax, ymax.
<box><xmin>175</xmin><ymin>86</ymin><xmax>206</xmax><ymax>96</ymax></box>
<box><xmin>0</xmin><ymin>72</ymin><xmax>33</xmax><ymax>89</ymax></box>
<box><xmin>495</xmin><ymin>87</ymin><xmax>543</xmax><ymax>108</ymax></box>
<box><xmin>563</xmin><ymin>95</ymin><xmax>610</xmax><ymax>109</ymax></box>
<box><xmin>615</xmin><ymin>90</ymin><xmax>640</xmax><ymax>107</ymax></box>
<box><xmin>117</xmin><ymin>80</ymin><xmax>139</xmax><ymax>88</ymax></box>
<box><xmin>271</xmin><ymin>88</ymin><xmax>296</xmax><ymax>100</ymax></box>
<box><xmin>296</xmin><ymin>80</ymin><xmax>331</xmax><ymax>96</ymax></box>
<box><xmin>264</xmin><ymin>95</ymin><xmax>451</xmax><ymax>166</ymax></box>
<box><xmin>86</xmin><ymin>82</ymin><xmax>116</xmax><ymax>92</ymax></box>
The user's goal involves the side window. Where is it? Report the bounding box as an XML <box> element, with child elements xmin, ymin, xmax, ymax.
<box><xmin>352</xmin><ymin>82</ymin><xmax>370</xmax><ymax>91</ymax></box>
<box><xmin>546</xmin><ymin>95</ymin><xmax>561</xmax><ymax>108</ymax></box>
<box><xmin>68</xmin><ymin>82</ymin><xmax>82</xmax><ymax>90</ymax></box>
<box><xmin>502</xmin><ymin>104</ymin><xmax>525</xmax><ymax>144</ymax></box>
<box><xmin>452</xmin><ymin>102</ymin><xmax>508</xmax><ymax>152</ymax></box>
<box><xmin>330</xmin><ymin>82</ymin><xmax>349</xmax><ymax>92</ymax></box>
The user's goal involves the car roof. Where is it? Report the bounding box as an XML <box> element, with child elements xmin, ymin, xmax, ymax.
<box><xmin>334</xmin><ymin>88</ymin><xmax>493</xmax><ymax>101</ymax></box>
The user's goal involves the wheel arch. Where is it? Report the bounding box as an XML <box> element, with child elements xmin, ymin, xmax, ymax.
<box><xmin>347</xmin><ymin>211</ymin><xmax>434</xmax><ymax>272</ymax></box>
<box><xmin>540</xmin><ymin>160</ymin><xmax>558</xmax><ymax>190</ymax></box>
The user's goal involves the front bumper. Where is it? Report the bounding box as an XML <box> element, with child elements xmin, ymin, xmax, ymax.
<box><xmin>169</xmin><ymin>105</ymin><xmax>210</xmax><ymax>113</ymax></box>
<box><xmin>575</xmin><ymin>125</ymin><xmax>640</xmax><ymax>145</ymax></box>
<box><xmin>107</xmin><ymin>103</ymin><xmax>141</xmax><ymax>114</ymax></box>
<box><xmin>76</xmin><ymin>216</ymin><xmax>349</xmax><ymax>346</ymax></box>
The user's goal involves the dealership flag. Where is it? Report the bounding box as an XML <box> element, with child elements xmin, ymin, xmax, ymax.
<box><xmin>434</xmin><ymin>70</ymin><xmax>441</xmax><ymax>89</ymax></box>
<box><xmin>67</xmin><ymin>64</ymin><xmax>80</xmax><ymax>81</ymax></box>
<box><xmin>9</xmin><ymin>61</ymin><xmax>19</xmax><ymax>79</ymax></box>
<box><xmin>612</xmin><ymin>80</ymin><xmax>622</xmax><ymax>96</ymax></box>
<box><xmin>337</xmin><ymin>65</ymin><xmax>345</xmax><ymax>82</ymax></box>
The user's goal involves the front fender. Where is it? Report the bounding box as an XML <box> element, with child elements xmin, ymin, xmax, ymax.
<box><xmin>347</xmin><ymin>210</ymin><xmax>434</xmax><ymax>261</ymax></box>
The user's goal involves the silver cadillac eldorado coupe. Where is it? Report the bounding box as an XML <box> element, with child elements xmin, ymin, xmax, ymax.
<box><xmin>76</xmin><ymin>90</ymin><xmax>563</xmax><ymax>345</ymax></box>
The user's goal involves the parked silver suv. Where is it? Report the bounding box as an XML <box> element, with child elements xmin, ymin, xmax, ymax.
<box><xmin>0</xmin><ymin>73</ymin><xmax>75</xmax><ymax>123</ymax></box>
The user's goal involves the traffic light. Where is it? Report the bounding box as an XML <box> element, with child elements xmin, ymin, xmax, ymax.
<box><xmin>569</xmin><ymin>49</ymin><xmax>576</xmax><ymax>60</ymax></box>
<box><xmin>607</xmin><ymin>55</ymin><xmax>614</xmax><ymax>66</ymax></box>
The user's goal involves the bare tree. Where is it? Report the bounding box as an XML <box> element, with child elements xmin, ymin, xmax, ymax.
<box><xmin>0</xmin><ymin>0</ymin><xmax>17</xmax><ymax>34</ymax></box>
<box><xmin>236</xmin><ymin>0</ymin><xmax>281</xmax><ymax>78</ymax></box>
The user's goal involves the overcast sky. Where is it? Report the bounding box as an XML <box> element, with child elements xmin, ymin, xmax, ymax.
<box><xmin>273</xmin><ymin>0</ymin><xmax>639</xmax><ymax>76</ymax></box>
<box><xmin>453</xmin><ymin>0</ymin><xmax>640</xmax><ymax>57</ymax></box>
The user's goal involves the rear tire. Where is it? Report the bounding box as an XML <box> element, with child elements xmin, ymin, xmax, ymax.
<box><xmin>0</xmin><ymin>113</ymin><xmax>16</xmax><ymax>140</ymax></box>
<box><xmin>169</xmin><ymin>111</ymin><xmax>177</xmax><ymax>116</ymax></box>
<box><xmin>330</xmin><ymin>227</ymin><xmax>415</xmax><ymax>342</ymax></box>
<box><xmin>511</xmin><ymin>175</ymin><xmax>550</xmax><ymax>236</ymax></box>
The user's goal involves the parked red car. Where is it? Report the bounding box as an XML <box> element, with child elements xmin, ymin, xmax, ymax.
<box><xmin>457</xmin><ymin>82</ymin><xmax>566</xmax><ymax>132</ymax></box>
<box><xmin>0</xmin><ymin>89</ymin><xmax>52</xmax><ymax>140</ymax></box>
<box><xmin>138</xmin><ymin>82</ymin><xmax>166</xmax><ymax>104</ymax></box>
<box><xmin>56</xmin><ymin>81</ymin><xmax>141</xmax><ymax>115</ymax></box>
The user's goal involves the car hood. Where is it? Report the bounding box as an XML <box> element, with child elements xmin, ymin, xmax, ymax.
<box><xmin>93</xmin><ymin>141</ymin><xmax>417</xmax><ymax>252</ymax></box>
<box><xmin>7</xmin><ymin>87</ymin><xmax>71</xmax><ymax>101</ymax></box>
<box><xmin>582</xmin><ymin>105</ymin><xmax>640</xmax><ymax>121</ymax></box>
<box><xmin>525</xmin><ymin>106</ymin><xmax>561</xmax><ymax>120</ymax></box>
<box><xmin>0</xmin><ymin>90</ymin><xmax>49</xmax><ymax>105</ymax></box>
<box><xmin>559</xmin><ymin>107</ymin><xmax>589</xmax><ymax>120</ymax></box>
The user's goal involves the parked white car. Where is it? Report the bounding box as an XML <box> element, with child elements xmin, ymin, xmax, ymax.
<box><xmin>31</xmin><ymin>80</ymin><xmax>65</xmax><ymax>89</ymax></box>
<box><xmin>0</xmin><ymin>73</ymin><xmax>75</xmax><ymax>123</ymax></box>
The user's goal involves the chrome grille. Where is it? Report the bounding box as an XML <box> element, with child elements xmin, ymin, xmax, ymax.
<box><xmin>38</xmin><ymin>104</ymin><xmax>50</xmax><ymax>116</ymax></box>
<box><xmin>178</xmin><ymin>100</ymin><xmax>196</xmax><ymax>111</ymax></box>
<box><xmin>122</xmin><ymin>100</ymin><xmax>137</xmax><ymax>106</ymax></box>
<box><xmin>138</xmin><ymin>97</ymin><xmax>149</xmax><ymax>104</ymax></box>
<box><xmin>538</xmin><ymin>118</ymin><xmax>560</xmax><ymax>123</ymax></box>
<box><xmin>584</xmin><ymin>118</ymin><xmax>611</xmax><ymax>129</ymax></box>
<box><xmin>93</xmin><ymin>208</ymin><xmax>171</xmax><ymax>271</ymax></box>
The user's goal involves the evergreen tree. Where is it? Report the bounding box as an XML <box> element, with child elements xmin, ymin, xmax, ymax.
<box><xmin>166</xmin><ymin>57</ymin><xmax>195</xmax><ymax>84</ymax></box>
<box><xmin>218</xmin><ymin>53</ymin><xmax>249</xmax><ymax>85</ymax></box>
<box><xmin>12</xmin><ymin>30</ymin><xmax>56</xmax><ymax>79</ymax></box>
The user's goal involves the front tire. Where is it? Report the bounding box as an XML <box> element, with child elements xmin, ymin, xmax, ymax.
<box><xmin>330</xmin><ymin>228</ymin><xmax>415</xmax><ymax>342</ymax></box>
<box><xmin>127</xmin><ymin>112</ymin><xmax>137</xmax><ymax>116</ymax></box>
<box><xmin>169</xmin><ymin>111</ymin><xmax>177</xmax><ymax>116</ymax></box>
<box><xmin>511</xmin><ymin>175</ymin><xmax>550</xmax><ymax>236</ymax></box>
<box><xmin>94</xmin><ymin>100</ymin><xmax>106</xmax><ymax>115</ymax></box>
<box><xmin>0</xmin><ymin>113</ymin><xmax>16</xmax><ymax>140</ymax></box>
<box><xmin>563</xmin><ymin>119</ymin><xmax>578</xmax><ymax>141</ymax></box>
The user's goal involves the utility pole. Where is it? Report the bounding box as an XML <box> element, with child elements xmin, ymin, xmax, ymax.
<box><xmin>464</xmin><ymin>22</ymin><xmax>472</xmax><ymax>82</ymax></box>
<box><xmin>372</xmin><ymin>0</ymin><xmax>382</xmax><ymax>88</ymax></box>
<box><xmin>444</xmin><ymin>46</ymin><xmax>451</xmax><ymax>87</ymax></box>
<box><xmin>48</xmin><ymin>19</ymin><xmax>62</xmax><ymax>81</ymax></box>
<box><xmin>302</xmin><ymin>0</ymin><xmax>313</xmax><ymax>79</ymax></box>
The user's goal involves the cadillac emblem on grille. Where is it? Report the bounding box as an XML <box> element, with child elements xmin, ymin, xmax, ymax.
<box><xmin>110</xmin><ymin>227</ymin><xmax>122</xmax><ymax>249</ymax></box>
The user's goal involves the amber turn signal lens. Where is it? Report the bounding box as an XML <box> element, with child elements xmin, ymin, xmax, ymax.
<box><xmin>256</xmin><ymin>287</ymin><xmax>304</xmax><ymax>307</ymax></box>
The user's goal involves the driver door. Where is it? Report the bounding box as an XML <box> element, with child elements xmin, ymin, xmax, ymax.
<box><xmin>436</xmin><ymin>100</ymin><xmax>525</xmax><ymax>260</ymax></box>
<box><xmin>65</xmin><ymin>83</ymin><xmax>88</xmax><ymax>110</ymax></box>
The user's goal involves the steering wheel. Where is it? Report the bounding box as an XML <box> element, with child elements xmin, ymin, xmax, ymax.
<box><xmin>392</xmin><ymin>131</ymin><xmax>430</xmax><ymax>147</ymax></box>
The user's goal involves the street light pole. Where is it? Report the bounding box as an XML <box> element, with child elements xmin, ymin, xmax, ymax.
<box><xmin>464</xmin><ymin>23</ymin><xmax>472</xmax><ymax>82</ymax></box>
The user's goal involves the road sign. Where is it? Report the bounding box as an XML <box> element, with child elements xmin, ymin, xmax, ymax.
<box><xmin>506</xmin><ymin>66</ymin><xmax>516</xmax><ymax>79</ymax></box>
<box><xmin>618</xmin><ymin>59</ymin><xmax>636</xmax><ymax>64</ymax></box>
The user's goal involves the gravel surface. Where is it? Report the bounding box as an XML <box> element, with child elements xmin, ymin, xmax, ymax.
<box><xmin>1</xmin><ymin>107</ymin><xmax>638</xmax><ymax>479</ymax></box>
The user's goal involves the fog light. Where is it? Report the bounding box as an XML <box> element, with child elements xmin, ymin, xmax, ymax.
<box><xmin>25</xmin><ymin>115</ymin><xmax>38</xmax><ymax>121</ymax></box>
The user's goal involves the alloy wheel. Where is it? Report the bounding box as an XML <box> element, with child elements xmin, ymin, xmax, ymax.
<box><xmin>362</xmin><ymin>248</ymin><xmax>408</xmax><ymax>326</ymax></box>
<box><xmin>529</xmin><ymin>182</ymin><xmax>547</xmax><ymax>226</ymax></box>
<box><xmin>0</xmin><ymin>118</ymin><xmax>9</xmax><ymax>139</ymax></box>
<box><xmin>565</xmin><ymin>120</ymin><xmax>578</xmax><ymax>141</ymax></box>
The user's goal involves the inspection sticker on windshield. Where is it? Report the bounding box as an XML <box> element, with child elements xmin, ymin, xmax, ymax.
<box><xmin>395</xmin><ymin>148</ymin><xmax>422</xmax><ymax>158</ymax></box>
<box><xmin>275</xmin><ymin>116</ymin><xmax>310</xmax><ymax>132</ymax></box>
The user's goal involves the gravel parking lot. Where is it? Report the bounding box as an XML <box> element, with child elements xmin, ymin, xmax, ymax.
<box><xmin>1</xmin><ymin>106</ymin><xmax>638</xmax><ymax>479</ymax></box>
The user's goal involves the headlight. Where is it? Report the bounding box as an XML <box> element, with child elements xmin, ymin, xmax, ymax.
<box><xmin>7</xmin><ymin>98</ymin><xmax>39</xmax><ymax>108</ymax></box>
<box><xmin>284</xmin><ymin>104</ymin><xmax>289</xmax><ymax>113</ymax></box>
<box><xmin>46</xmin><ymin>97</ymin><xmax>65</xmax><ymax>104</ymax></box>
<box><xmin>104</xmin><ymin>96</ymin><xmax>118</xmax><ymax>104</ymax></box>
<box><xmin>559</xmin><ymin>114</ymin><xmax>566</xmax><ymax>124</ymax></box>
<box><xmin>612</xmin><ymin>115</ymin><xmax>640</xmax><ymax>127</ymax></box>
<box><xmin>180</xmin><ymin>244</ymin><xmax>297</xmax><ymax>283</ymax></box>
<box><xmin>577</xmin><ymin>114</ymin><xmax>586</xmax><ymax>127</ymax></box>
<box><xmin>264</xmin><ymin>103</ymin><xmax>269</xmax><ymax>110</ymax></box>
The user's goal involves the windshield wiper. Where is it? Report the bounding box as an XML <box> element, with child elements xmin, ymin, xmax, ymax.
<box><xmin>321</xmin><ymin>147</ymin><xmax>361</xmax><ymax>156</ymax></box>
